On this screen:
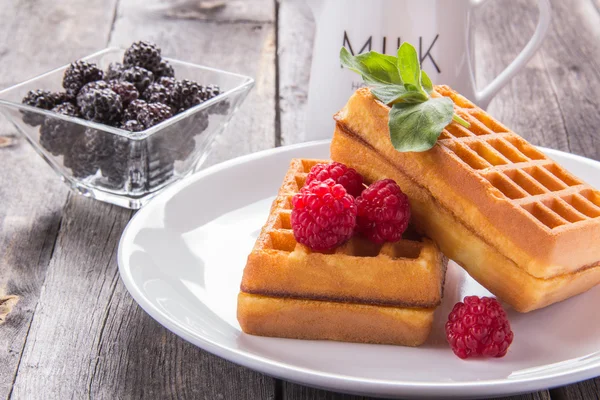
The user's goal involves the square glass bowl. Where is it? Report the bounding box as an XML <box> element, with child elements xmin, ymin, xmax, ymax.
<box><xmin>0</xmin><ymin>48</ymin><xmax>254</xmax><ymax>209</ymax></box>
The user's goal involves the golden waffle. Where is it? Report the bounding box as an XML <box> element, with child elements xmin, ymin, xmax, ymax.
<box><xmin>332</xmin><ymin>86</ymin><xmax>600</xmax><ymax>312</ymax></box>
<box><xmin>237</xmin><ymin>158</ymin><xmax>448</xmax><ymax>346</ymax></box>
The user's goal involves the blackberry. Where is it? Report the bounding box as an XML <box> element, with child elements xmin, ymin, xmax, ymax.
<box><xmin>123</xmin><ymin>99</ymin><xmax>148</xmax><ymax>122</ymax></box>
<box><xmin>123</xmin><ymin>41</ymin><xmax>162</xmax><ymax>71</ymax></box>
<box><xmin>101</xmin><ymin>135</ymin><xmax>131</xmax><ymax>186</ymax></box>
<box><xmin>39</xmin><ymin>103</ymin><xmax>82</xmax><ymax>156</ymax></box>
<box><xmin>138</xmin><ymin>102</ymin><xmax>173</xmax><ymax>129</ymax></box>
<box><xmin>153</xmin><ymin>59</ymin><xmax>174</xmax><ymax>78</ymax></box>
<box><xmin>51</xmin><ymin>92</ymin><xmax>74</xmax><ymax>106</ymax></box>
<box><xmin>105</xmin><ymin>62</ymin><xmax>125</xmax><ymax>81</ymax></box>
<box><xmin>169</xmin><ymin>79</ymin><xmax>205</xmax><ymax>112</ymax></box>
<box><xmin>200</xmin><ymin>84</ymin><xmax>229</xmax><ymax>115</ymax></box>
<box><xmin>21</xmin><ymin>90</ymin><xmax>58</xmax><ymax>125</ymax></box>
<box><xmin>52</xmin><ymin>102</ymin><xmax>80</xmax><ymax>117</ymax></box>
<box><xmin>199</xmin><ymin>84</ymin><xmax>221</xmax><ymax>101</ymax></box>
<box><xmin>120</xmin><ymin>119</ymin><xmax>145</xmax><ymax>132</ymax></box>
<box><xmin>108</xmin><ymin>80</ymin><xmax>139</xmax><ymax>106</ymax></box>
<box><xmin>76</xmin><ymin>81</ymin><xmax>110</xmax><ymax>104</ymax></box>
<box><xmin>101</xmin><ymin>136</ymin><xmax>175</xmax><ymax>189</ymax></box>
<box><xmin>158</xmin><ymin>76</ymin><xmax>175</xmax><ymax>90</ymax></box>
<box><xmin>78</xmin><ymin>88</ymin><xmax>123</xmax><ymax>124</ymax></box>
<box><xmin>163</xmin><ymin>110</ymin><xmax>208</xmax><ymax>161</ymax></box>
<box><xmin>121</xmin><ymin>66</ymin><xmax>154</xmax><ymax>93</ymax></box>
<box><xmin>211</xmin><ymin>99</ymin><xmax>230</xmax><ymax>116</ymax></box>
<box><xmin>199</xmin><ymin>84</ymin><xmax>229</xmax><ymax>114</ymax></box>
<box><xmin>62</xmin><ymin>60</ymin><xmax>104</xmax><ymax>97</ymax></box>
<box><xmin>22</xmin><ymin>89</ymin><xmax>58</xmax><ymax>109</ymax></box>
<box><xmin>123</xmin><ymin>100</ymin><xmax>172</xmax><ymax>129</ymax></box>
<box><xmin>65</xmin><ymin>128</ymin><xmax>112</xmax><ymax>178</ymax></box>
<box><xmin>142</xmin><ymin>82</ymin><xmax>170</xmax><ymax>104</ymax></box>
<box><xmin>145</xmin><ymin>140</ymin><xmax>175</xmax><ymax>188</ymax></box>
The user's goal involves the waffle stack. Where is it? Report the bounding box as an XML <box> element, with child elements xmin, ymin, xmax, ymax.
<box><xmin>332</xmin><ymin>86</ymin><xmax>600</xmax><ymax>313</ymax></box>
<box><xmin>237</xmin><ymin>159</ymin><xmax>448</xmax><ymax>346</ymax></box>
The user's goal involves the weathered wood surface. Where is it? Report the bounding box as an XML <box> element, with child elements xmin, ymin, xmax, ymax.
<box><xmin>2</xmin><ymin>0</ymin><xmax>276</xmax><ymax>399</ymax></box>
<box><xmin>1</xmin><ymin>0</ymin><xmax>599</xmax><ymax>399</ymax></box>
<box><xmin>0</xmin><ymin>1</ymin><xmax>117</xmax><ymax>399</ymax></box>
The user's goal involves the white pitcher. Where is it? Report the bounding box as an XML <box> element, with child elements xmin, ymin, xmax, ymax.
<box><xmin>304</xmin><ymin>0</ymin><xmax>551</xmax><ymax>140</ymax></box>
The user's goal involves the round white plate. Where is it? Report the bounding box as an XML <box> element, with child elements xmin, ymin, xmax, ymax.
<box><xmin>118</xmin><ymin>140</ymin><xmax>600</xmax><ymax>399</ymax></box>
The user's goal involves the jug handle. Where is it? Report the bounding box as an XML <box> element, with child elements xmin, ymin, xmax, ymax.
<box><xmin>469</xmin><ymin>0</ymin><xmax>551</xmax><ymax>108</ymax></box>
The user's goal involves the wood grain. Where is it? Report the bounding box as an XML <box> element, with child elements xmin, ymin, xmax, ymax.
<box><xmin>281</xmin><ymin>383</ymin><xmax>552</xmax><ymax>400</ymax></box>
<box><xmin>0</xmin><ymin>0</ymin><xmax>118</xmax><ymax>398</ymax></box>
<box><xmin>277</xmin><ymin>0</ymin><xmax>314</xmax><ymax>145</ymax></box>
<box><xmin>6</xmin><ymin>0</ymin><xmax>278</xmax><ymax>398</ymax></box>
<box><xmin>1</xmin><ymin>0</ymin><xmax>599</xmax><ymax>398</ymax></box>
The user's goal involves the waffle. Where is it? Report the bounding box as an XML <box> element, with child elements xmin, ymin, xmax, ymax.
<box><xmin>237</xmin><ymin>158</ymin><xmax>448</xmax><ymax>346</ymax></box>
<box><xmin>331</xmin><ymin>86</ymin><xmax>600</xmax><ymax>312</ymax></box>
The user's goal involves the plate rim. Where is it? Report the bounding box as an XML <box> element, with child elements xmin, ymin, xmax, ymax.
<box><xmin>117</xmin><ymin>140</ymin><xmax>600</xmax><ymax>397</ymax></box>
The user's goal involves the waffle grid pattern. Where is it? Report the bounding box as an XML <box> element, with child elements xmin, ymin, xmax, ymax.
<box><xmin>264</xmin><ymin>159</ymin><xmax>426</xmax><ymax>260</ymax></box>
<box><xmin>436</xmin><ymin>89</ymin><xmax>600</xmax><ymax>230</ymax></box>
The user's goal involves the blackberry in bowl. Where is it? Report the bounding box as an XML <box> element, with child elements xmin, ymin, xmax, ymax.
<box><xmin>0</xmin><ymin>43</ymin><xmax>254</xmax><ymax>209</ymax></box>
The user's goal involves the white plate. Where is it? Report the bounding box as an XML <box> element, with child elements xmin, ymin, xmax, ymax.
<box><xmin>118</xmin><ymin>140</ymin><xmax>600</xmax><ymax>399</ymax></box>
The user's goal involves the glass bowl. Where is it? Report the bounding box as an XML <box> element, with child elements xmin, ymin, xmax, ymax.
<box><xmin>0</xmin><ymin>48</ymin><xmax>254</xmax><ymax>209</ymax></box>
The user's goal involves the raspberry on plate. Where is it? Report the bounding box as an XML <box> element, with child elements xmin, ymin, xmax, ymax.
<box><xmin>291</xmin><ymin>178</ymin><xmax>357</xmax><ymax>251</ymax></box>
<box><xmin>305</xmin><ymin>162</ymin><xmax>364</xmax><ymax>198</ymax></box>
<box><xmin>355</xmin><ymin>179</ymin><xmax>410</xmax><ymax>243</ymax></box>
<box><xmin>445</xmin><ymin>296</ymin><xmax>514</xmax><ymax>359</ymax></box>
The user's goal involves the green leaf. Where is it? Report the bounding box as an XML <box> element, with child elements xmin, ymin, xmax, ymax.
<box><xmin>421</xmin><ymin>70</ymin><xmax>433</xmax><ymax>93</ymax></box>
<box><xmin>340</xmin><ymin>47</ymin><xmax>402</xmax><ymax>85</ymax></box>
<box><xmin>388</xmin><ymin>97</ymin><xmax>454</xmax><ymax>152</ymax></box>
<box><xmin>397</xmin><ymin>43</ymin><xmax>424</xmax><ymax>93</ymax></box>
<box><xmin>370</xmin><ymin>84</ymin><xmax>429</xmax><ymax>104</ymax></box>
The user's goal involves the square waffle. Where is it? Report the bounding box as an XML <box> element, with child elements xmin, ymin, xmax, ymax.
<box><xmin>331</xmin><ymin>86</ymin><xmax>600</xmax><ymax>312</ymax></box>
<box><xmin>237</xmin><ymin>158</ymin><xmax>448</xmax><ymax>346</ymax></box>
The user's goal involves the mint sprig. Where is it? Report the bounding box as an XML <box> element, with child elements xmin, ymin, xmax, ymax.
<box><xmin>340</xmin><ymin>43</ymin><xmax>470</xmax><ymax>152</ymax></box>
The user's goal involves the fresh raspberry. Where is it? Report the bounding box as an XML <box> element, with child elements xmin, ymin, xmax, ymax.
<box><xmin>305</xmin><ymin>162</ymin><xmax>364</xmax><ymax>198</ymax></box>
<box><xmin>291</xmin><ymin>178</ymin><xmax>357</xmax><ymax>251</ymax></box>
<box><xmin>445</xmin><ymin>296</ymin><xmax>514</xmax><ymax>359</ymax></box>
<box><xmin>355</xmin><ymin>179</ymin><xmax>410</xmax><ymax>243</ymax></box>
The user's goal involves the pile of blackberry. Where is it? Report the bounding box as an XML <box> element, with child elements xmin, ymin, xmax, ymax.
<box><xmin>21</xmin><ymin>41</ymin><xmax>227</xmax><ymax>187</ymax></box>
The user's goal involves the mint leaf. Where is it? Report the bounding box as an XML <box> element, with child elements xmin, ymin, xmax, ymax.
<box><xmin>339</xmin><ymin>42</ymin><xmax>470</xmax><ymax>152</ymax></box>
<box><xmin>340</xmin><ymin>47</ymin><xmax>402</xmax><ymax>85</ymax></box>
<box><xmin>364</xmin><ymin>75</ymin><xmax>428</xmax><ymax>104</ymax></box>
<box><xmin>370</xmin><ymin>84</ymin><xmax>429</xmax><ymax>104</ymax></box>
<box><xmin>397</xmin><ymin>43</ymin><xmax>425</xmax><ymax>95</ymax></box>
<box><xmin>388</xmin><ymin>98</ymin><xmax>454</xmax><ymax>152</ymax></box>
<box><xmin>421</xmin><ymin>71</ymin><xmax>433</xmax><ymax>93</ymax></box>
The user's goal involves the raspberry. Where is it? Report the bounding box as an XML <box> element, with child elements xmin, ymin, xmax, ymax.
<box><xmin>445</xmin><ymin>296</ymin><xmax>514</xmax><ymax>359</ymax></box>
<box><xmin>355</xmin><ymin>179</ymin><xmax>410</xmax><ymax>243</ymax></box>
<box><xmin>305</xmin><ymin>162</ymin><xmax>364</xmax><ymax>198</ymax></box>
<box><xmin>291</xmin><ymin>178</ymin><xmax>357</xmax><ymax>251</ymax></box>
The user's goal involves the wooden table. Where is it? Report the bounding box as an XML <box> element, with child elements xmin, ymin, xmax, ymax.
<box><xmin>1</xmin><ymin>0</ymin><xmax>599</xmax><ymax>398</ymax></box>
